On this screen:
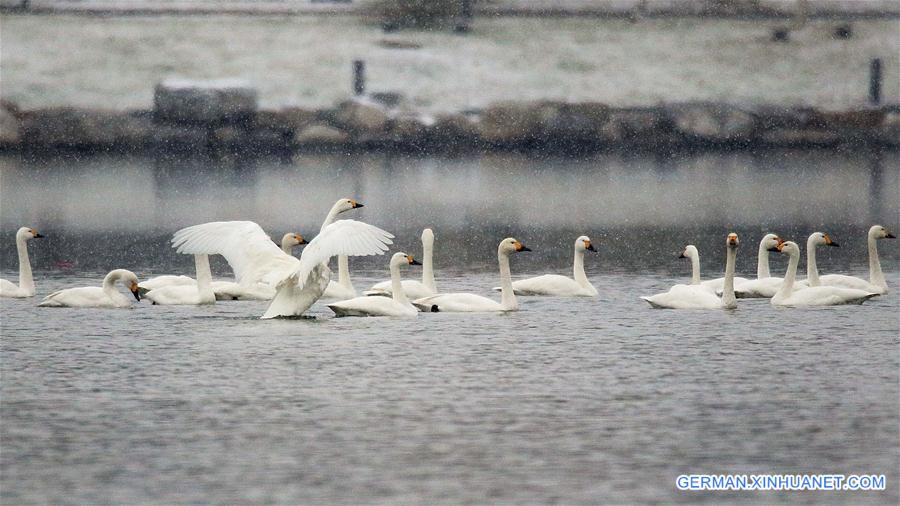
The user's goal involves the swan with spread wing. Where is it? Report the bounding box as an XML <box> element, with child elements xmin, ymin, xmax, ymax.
<box><xmin>171</xmin><ymin>200</ymin><xmax>393</xmax><ymax>319</ymax></box>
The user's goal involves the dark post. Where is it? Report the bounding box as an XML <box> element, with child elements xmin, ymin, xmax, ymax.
<box><xmin>353</xmin><ymin>60</ymin><xmax>365</xmax><ymax>96</ymax></box>
<box><xmin>869</xmin><ymin>58</ymin><xmax>882</xmax><ymax>105</ymax></box>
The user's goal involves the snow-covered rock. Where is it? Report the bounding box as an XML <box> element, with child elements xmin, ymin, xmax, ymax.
<box><xmin>294</xmin><ymin>124</ymin><xmax>350</xmax><ymax>145</ymax></box>
<box><xmin>154</xmin><ymin>78</ymin><xmax>257</xmax><ymax>125</ymax></box>
<box><xmin>670</xmin><ymin>102</ymin><xmax>756</xmax><ymax>142</ymax></box>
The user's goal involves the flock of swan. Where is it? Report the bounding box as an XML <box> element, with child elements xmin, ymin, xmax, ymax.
<box><xmin>0</xmin><ymin>197</ymin><xmax>895</xmax><ymax>317</ymax></box>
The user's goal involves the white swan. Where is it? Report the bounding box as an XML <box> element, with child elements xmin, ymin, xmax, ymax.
<box><xmin>641</xmin><ymin>233</ymin><xmax>740</xmax><ymax>309</ymax></box>
<box><xmin>172</xmin><ymin>201</ymin><xmax>392</xmax><ymax>319</ymax></box>
<box><xmin>328</xmin><ymin>253</ymin><xmax>421</xmax><ymax>317</ymax></box>
<box><xmin>732</xmin><ymin>233</ymin><xmax>786</xmax><ymax>298</ymax></box>
<box><xmin>679</xmin><ymin>244</ymin><xmax>750</xmax><ymax>292</ymax></box>
<box><xmin>0</xmin><ymin>227</ymin><xmax>44</xmax><ymax>298</ymax></box>
<box><xmin>813</xmin><ymin>225</ymin><xmax>895</xmax><ymax>294</ymax></box>
<box><xmin>495</xmin><ymin>235</ymin><xmax>598</xmax><ymax>297</ymax></box>
<box><xmin>413</xmin><ymin>238</ymin><xmax>530</xmax><ymax>312</ymax></box>
<box><xmin>803</xmin><ymin>231</ymin><xmax>840</xmax><ymax>288</ymax></box>
<box><xmin>770</xmin><ymin>241</ymin><xmax>878</xmax><ymax>307</ymax></box>
<box><xmin>144</xmin><ymin>254</ymin><xmax>216</xmax><ymax>305</ymax></box>
<box><xmin>138</xmin><ymin>275</ymin><xmax>195</xmax><ymax>294</ymax></box>
<box><xmin>320</xmin><ymin>199</ymin><xmax>365</xmax><ymax>300</ymax></box>
<box><xmin>212</xmin><ymin>232</ymin><xmax>307</xmax><ymax>301</ymax></box>
<box><xmin>366</xmin><ymin>228</ymin><xmax>438</xmax><ymax>299</ymax></box>
<box><xmin>39</xmin><ymin>269</ymin><xmax>142</xmax><ymax>308</ymax></box>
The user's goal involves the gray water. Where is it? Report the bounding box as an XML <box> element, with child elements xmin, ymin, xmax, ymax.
<box><xmin>1</xmin><ymin>151</ymin><xmax>899</xmax><ymax>504</ymax></box>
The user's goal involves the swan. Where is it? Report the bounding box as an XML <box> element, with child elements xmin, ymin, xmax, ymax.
<box><xmin>366</xmin><ymin>228</ymin><xmax>438</xmax><ymax>299</ymax></box>
<box><xmin>171</xmin><ymin>200</ymin><xmax>392</xmax><ymax>319</ymax></box>
<box><xmin>0</xmin><ymin>227</ymin><xmax>44</xmax><ymax>298</ymax></box>
<box><xmin>138</xmin><ymin>274</ymin><xmax>195</xmax><ymax>295</ymax></box>
<box><xmin>413</xmin><ymin>238</ymin><xmax>530</xmax><ymax>312</ymax></box>
<box><xmin>731</xmin><ymin>233</ymin><xmax>787</xmax><ymax>298</ymax></box>
<box><xmin>770</xmin><ymin>241</ymin><xmax>878</xmax><ymax>307</ymax></box>
<box><xmin>813</xmin><ymin>225</ymin><xmax>895</xmax><ymax>294</ymax></box>
<box><xmin>641</xmin><ymin>233</ymin><xmax>740</xmax><ymax>309</ymax></box>
<box><xmin>328</xmin><ymin>253</ymin><xmax>421</xmax><ymax>317</ymax></box>
<box><xmin>212</xmin><ymin>232</ymin><xmax>307</xmax><ymax>301</ymax></box>
<box><xmin>39</xmin><ymin>269</ymin><xmax>142</xmax><ymax>308</ymax></box>
<box><xmin>144</xmin><ymin>254</ymin><xmax>216</xmax><ymax>305</ymax></box>
<box><xmin>494</xmin><ymin>235</ymin><xmax>598</xmax><ymax>297</ymax></box>
<box><xmin>320</xmin><ymin>200</ymin><xmax>365</xmax><ymax>300</ymax></box>
<box><xmin>803</xmin><ymin>231</ymin><xmax>840</xmax><ymax>288</ymax></box>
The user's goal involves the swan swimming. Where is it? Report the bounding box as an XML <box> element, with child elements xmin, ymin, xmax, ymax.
<box><xmin>0</xmin><ymin>227</ymin><xmax>44</xmax><ymax>298</ymax></box>
<box><xmin>494</xmin><ymin>235</ymin><xmax>598</xmax><ymax>297</ymax></box>
<box><xmin>678</xmin><ymin>244</ymin><xmax>749</xmax><ymax>292</ymax></box>
<box><xmin>39</xmin><ymin>269</ymin><xmax>142</xmax><ymax>308</ymax></box>
<box><xmin>366</xmin><ymin>228</ymin><xmax>438</xmax><ymax>299</ymax></box>
<box><xmin>328</xmin><ymin>253</ymin><xmax>422</xmax><ymax>317</ymax></box>
<box><xmin>731</xmin><ymin>233</ymin><xmax>786</xmax><ymax>298</ymax></box>
<box><xmin>413</xmin><ymin>238</ymin><xmax>530</xmax><ymax>312</ymax></box>
<box><xmin>803</xmin><ymin>231</ymin><xmax>840</xmax><ymax>288</ymax></box>
<box><xmin>144</xmin><ymin>254</ymin><xmax>216</xmax><ymax>305</ymax></box>
<box><xmin>770</xmin><ymin>241</ymin><xmax>878</xmax><ymax>307</ymax></box>
<box><xmin>212</xmin><ymin>232</ymin><xmax>307</xmax><ymax>301</ymax></box>
<box><xmin>811</xmin><ymin>225</ymin><xmax>895</xmax><ymax>294</ymax></box>
<box><xmin>172</xmin><ymin>200</ymin><xmax>392</xmax><ymax>319</ymax></box>
<box><xmin>641</xmin><ymin>233</ymin><xmax>740</xmax><ymax>309</ymax></box>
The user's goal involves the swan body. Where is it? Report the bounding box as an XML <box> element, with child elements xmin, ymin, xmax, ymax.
<box><xmin>770</xmin><ymin>241</ymin><xmax>877</xmax><ymax>307</ymax></box>
<box><xmin>39</xmin><ymin>269</ymin><xmax>141</xmax><ymax>308</ymax></box>
<box><xmin>139</xmin><ymin>275</ymin><xmax>195</xmax><ymax>293</ymax></box>
<box><xmin>329</xmin><ymin>253</ymin><xmax>421</xmax><ymax>317</ymax></box>
<box><xmin>171</xmin><ymin>199</ymin><xmax>392</xmax><ymax>319</ymax></box>
<box><xmin>0</xmin><ymin>227</ymin><xmax>44</xmax><ymax>298</ymax></box>
<box><xmin>642</xmin><ymin>233</ymin><xmax>740</xmax><ymax>309</ymax></box>
<box><xmin>145</xmin><ymin>254</ymin><xmax>216</xmax><ymax>305</ymax></box>
<box><xmin>413</xmin><ymin>238</ymin><xmax>530</xmax><ymax>312</ymax></box>
<box><xmin>813</xmin><ymin>225</ymin><xmax>895</xmax><ymax>294</ymax></box>
<box><xmin>366</xmin><ymin>228</ymin><xmax>438</xmax><ymax>299</ymax></box>
<box><xmin>498</xmin><ymin>235</ymin><xmax>598</xmax><ymax>296</ymax></box>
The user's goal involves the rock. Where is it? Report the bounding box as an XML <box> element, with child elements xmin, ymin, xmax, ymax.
<box><xmin>154</xmin><ymin>78</ymin><xmax>257</xmax><ymax>125</ymax></box>
<box><xmin>537</xmin><ymin>101</ymin><xmax>610</xmax><ymax>142</ymax></box>
<box><xmin>152</xmin><ymin>124</ymin><xmax>210</xmax><ymax>151</ymax></box>
<box><xmin>256</xmin><ymin>107</ymin><xmax>317</xmax><ymax>135</ymax></box>
<box><xmin>757</xmin><ymin>128</ymin><xmax>843</xmax><ymax>147</ymax></box>
<box><xmin>479</xmin><ymin>101</ymin><xmax>542</xmax><ymax>144</ymax></box>
<box><xmin>819</xmin><ymin>110</ymin><xmax>884</xmax><ymax>130</ymax></box>
<box><xmin>20</xmin><ymin>108</ymin><xmax>153</xmax><ymax>149</ymax></box>
<box><xmin>294</xmin><ymin>124</ymin><xmax>350</xmax><ymax>145</ymax></box>
<box><xmin>601</xmin><ymin>108</ymin><xmax>671</xmax><ymax>144</ymax></box>
<box><xmin>430</xmin><ymin>112</ymin><xmax>481</xmax><ymax>142</ymax></box>
<box><xmin>332</xmin><ymin>99</ymin><xmax>389</xmax><ymax>135</ymax></box>
<box><xmin>388</xmin><ymin>114</ymin><xmax>429</xmax><ymax>143</ymax></box>
<box><xmin>0</xmin><ymin>106</ymin><xmax>20</xmax><ymax>147</ymax></box>
<box><xmin>670</xmin><ymin>102</ymin><xmax>756</xmax><ymax>142</ymax></box>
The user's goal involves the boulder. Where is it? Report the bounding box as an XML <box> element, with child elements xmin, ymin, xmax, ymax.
<box><xmin>294</xmin><ymin>124</ymin><xmax>350</xmax><ymax>145</ymax></box>
<box><xmin>388</xmin><ymin>114</ymin><xmax>430</xmax><ymax>144</ymax></box>
<box><xmin>331</xmin><ymin>99</ymin><xmax>389</xmax><ymax>135</ymax></box>
<box><xmin>152</xmin><ymin>124</ymin><xmax>210</xmax><ymax>151</ymax></box>
<box><xmin>601</xmin><ymin>108</ymin><xmax>672</xmax><ymax>144</ymax></box>
<box><xmin>154</xmin><ymin>78</ymin><xmax>257</xmax><ymax>125</ymax></box>
<box><xmin>0</xmin><ymin>105</ymin><xmax>20</xmax><ymax>147</ymax></box>
<box><xmin>537</xmin><ymin>101</ymin><xmax>610</xmax><ymax>142</ymax></box>
<box><xmin>670</xmin><ymin>102</ymin><xmax>756</xmax><ymax>142</ymax></box>
<box><xmin>20</xmin><ymin>108</ymin><xmax>153</xmax><ymax>149</ymax></box>
<box><xmin>256</xmin><ymin>107</ymin><xmax>317</xmax><ymax>135</ymax></box>
<box><xmin>479</xmin><ymin>101</ymin><xmax>543</xmax><ymax>144</ymax></box>
<box><xmin>430</xmin><ymin>112</ymin><xmax>481</xmax><ymax>142</ymax></box>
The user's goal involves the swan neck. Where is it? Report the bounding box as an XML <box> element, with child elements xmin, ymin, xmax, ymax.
<box><xmin>281</xmin><ymin>240</ymin><xmax>293</xmax><ymax>255</ymax></box>
<box><xmin>690</xmin><ymin>252</ymin><xmax>701</xmax><ymax>285</ymax></box>
<box><xmin>722</xmin><ymin>246</ymin><xmax>737</xmax><ymax>308</ymax></box>
<box><xmin>573</xmin><ymin>248</ymin><xmax>589</xmax><ymax>287</ymax></box>
<box><xmin>337</xmin><ymin>255</ymin><xmax>353</xmax><ymax>289</ymax></box>
<box><xmin>422</xmin><ymin>238</ymin><xmax>436</xmax><ymax>292</ymax></box>
<box><xmin>390</xmin><ymin>260</ymin><xmax>409</xmax><ymax>305</ymax></box>
<box><xmin>102</xmin><ymin>271</ymin><xmax>120</xmax><ymax>296</ymax></box>
<box><xmin>498</xmin><ymin>251</ymin><xmax>517</xmax><ymax>310</ymax></box>
<box><xmin>15</xmin><ymin>233</ymin><xmax>34</xmax><ymax>295</ymax></box>
<box><xmin>806</xmin><ymin>236</ymin><xmax>819</xmax><ymax>286</ymax></box>
<box><xmin>321</xmin><ymin>203</ymin><xmax>342</xmax><ymax>232</ymax></box>
<box><xmin>868</xmin><ymin>234</ymin><xmax>885</xmax><ymax>289</ymax></box>
<box><xmin>778</xmin><ymin>250</ymin><xmax>800</xmax><ymax>297</ymax></box>
<box><xmin>757</xmin><ymin>239</ymin><xmax>771</xmax><ymax>279</ymax></box>
<box><xmin>195</xmin><ymin>254</ymin><xmax>215</xmax><ymax>302</ymax></box>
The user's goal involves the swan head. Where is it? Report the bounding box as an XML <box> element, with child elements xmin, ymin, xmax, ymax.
<box><xmin>334</xmin><ymin>198</ymin><xmax>364</xmax><ymax>215</ymax></box>
<box><xmin>17</xmin><ymin>227</ymin><xmax>44</xmax><ymax>240</ymax></box>
<box><xmin>767</xmin><ymin>236</ymin><xmax>786</xmax><ymax>251</ymax></box>
<box><xmin>281</xmin><ymin>233</ymin><xmax>307</xmax><ymax>249</ymax></box>
<box><xmin>869</xmin><ymin>225</ymin><xmax>896</xmax><ymax>240</ymax></box>
<box><xmin>726</xmin><ymin>233</ymin><xmax>740</xmax><ymax>250</ymax></box>
<box><xmin>576</xmin><ymin>235</ymin><xmax>596</xmax><ymax>252</ymax></box>
<box><xmin>391</xmin><ymin>252</ymin><xmax>422</xmax><ymax>267</ymax></box>
<box><xmin>499</xmin><ymin>237</ymin><xmax>531</xmax><ymax>255</ymax></box>
<box><xmin>112</xmin><ymin>269</ymin><xmax>142</xmax><ymax>301</ymax></box>
<box><xmin>421</xmin><ymin>228</ymin><xmax>434</xmax><ymax>246</ymax></box>
<box><xmin>761</xmin><ymin>233</ymin><xmax>781</xmax><ymax>250</ymax></box>
<box><xmin>809</xmin><ymin>231</ymin><xmax>839</xmax><ymax>248</ymax></box>
<box><xmin>775</xmin><ymin>240</ymin><xmax>800</xmax><ymax>256</ymax></box>
<box><xmin>679</xmin><ymin>245</ymin><xmax>699</xmax><ymax>259</ymax></box>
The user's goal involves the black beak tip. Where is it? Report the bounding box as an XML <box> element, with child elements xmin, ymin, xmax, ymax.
<box><xmin>520</xmin><ymin>246</ymin><xmax>532</xmax><ymax>252</ymax></box>
<box><xmin>354</xmin><ymin>202</ymin><xmax>364</xmax><ymax>208</ymax></box>
<box><xmin>887</xmin><ymin>233</ymin><xmax>897</xmax><ymax>239</ymax></box>
<box><xmin>831</xmin><ymin>242</ymin><xmax>840</xmax><ymax>247</ymax></box>
<box><xmin>132</xmin><ymin>290</ymin><xmax>141</xmax><ymax>301</ymax></box>
<box><xmin>410</xmin><ymin>259</ymin><xmax>422</xmax><ymax>265</ymax></box>
<box><xmin>587</xmin><ymin>245</ymin><xmax>597</xmax><ymax>252</ymax></box>
<box><xmin>678</xmin><ymin>253</ymin><xmax>686</xmax><ymax>258</ymax></box>
<box><xmin>34</xmin><ymin>233</ymin><xmax>45</xmax><ymax>238</ymax></box>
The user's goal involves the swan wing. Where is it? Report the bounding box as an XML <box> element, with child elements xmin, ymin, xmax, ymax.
<box><xmin>413</xmin><ymin>293</ymin><xmax>504</xmax><ymax>312</ymax></box>
<box><xmin>285</xmin><ymin>220</ymin><xmax>393</xmax><ymax>289</ymax></box>
<box><xmin>641</xmin><ymin>284</ymin><xmax>722</xmax><ymax>309</ymax></box>
<box><xmin>818</xmin><ymin>274</ymin><xmax>882</xmax><ymax>293</ymax></box>
<box><xmin>172</xmin><ymin>221</ymin><xmax>297</xmax><ymax>285</ymax></box>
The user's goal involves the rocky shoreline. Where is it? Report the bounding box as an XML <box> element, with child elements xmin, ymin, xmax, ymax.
<box><xmin>1</xmin><ymin>81</ymin><xmax>897</xmax><ymax>156</ymax></box>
